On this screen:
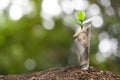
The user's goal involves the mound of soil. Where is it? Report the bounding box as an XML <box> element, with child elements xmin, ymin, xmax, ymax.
<box><xmin>0</xmin><ymin>66</ymin><xmax>120</xmax><ymax>80</ymax></box>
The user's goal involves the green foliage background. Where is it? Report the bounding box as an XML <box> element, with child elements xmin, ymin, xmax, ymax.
<box><xmin>0</xmin><ymin>0</ymin><xmax>120</xmax><ymax>75</ymax></box>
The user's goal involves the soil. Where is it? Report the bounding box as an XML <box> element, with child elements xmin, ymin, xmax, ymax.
<box><xmin>0</xmin><ymin>66</ymin><xmax>120</xmax><ymax>80</ymax></box>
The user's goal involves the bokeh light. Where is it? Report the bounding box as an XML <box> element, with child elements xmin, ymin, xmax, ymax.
<box><xmin>105</xmin><ymin>6</ymin><xmax>115</xmax><ymax>16</ymax></box>
<box><xmin>99</xmin><ymin>39</ymin><xmax>112</xmax><ymax>56</ymax></box>
<box><xmin>88</xmin><ymin>4</ymin><xmax>101</xmax><ymax>16</ymax></box>
<box><xmin>0</xmin><ymin>0</ymin><xmax>10</xmax><ymax>10</ymax></box>
<box><xmin>9</xmin><ymin>5</ymin><xmax>23</xmax><ymax>20</ymax></box>
<box><xmin>100</xmin><ymin>0</ymin><xmax>111</xmax><ymax>7</ymax></box>
<box><xmin>92</xmin><ymin>16</ymin><xmax>103</xmax><ymax>28</ymax></box>
<box><xmin>41</xmin><ymin>0</ymin><xmax>61</xmax><ymax>16</ymax></box>
<box><xmin>42</xmin><ymin>19</ymin><xmax>55</xmax><ymax>30</ymax></box>
<box><xmin>72</xmin><ymin>0</ymin><xmax>89</xmax><ymax>11</ymax></box>
<box><xmin>99</xmin><ymin>31</ymin><xmax>109</xmax><ymax>41</ymax></box>
<box><xmin>8</xmin><ymin>0</ymin><xmax>35</xmax><ymax>21</ymax></box>
<box><xmin>98</xmin><ymin>38</ymin><xmax>118</xmax><ymax>58</ymax></box>
<box><xmin>60</xmin><ymin>0</ymin><xmax>74</xmax><ymax>14</ymax></box>
<box><xmin>24</xmin><ymin>59</ymin><xmax>36</xmax><ymax>71</ymax></box>
<box><xmin>96</xmin><ymin>52</ymin><xmax>106</xmax><ymax>63</ymax></box>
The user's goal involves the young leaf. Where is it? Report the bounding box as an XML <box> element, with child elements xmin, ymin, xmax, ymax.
<box><xmin>82</xmin><ymin>17</ymin><xmax>95</xmax><ymax>25</ymax></box>
<box><xmin>69</xmin><ymin>19</ymin><xmax>81</xmax><ymax>25</ymax></box>
<box><xmin>77</xmin><ymin>11</ymin><xmax>85</xmax><ymax>21</ymax></box>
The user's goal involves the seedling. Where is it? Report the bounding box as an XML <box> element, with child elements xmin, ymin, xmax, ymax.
<box><xmin>71</xmin><ymin>11</ymin><xmax>94</xmax><ymax>69</ymax></box>
<box><xmin>70</xmin><ymin>11</ymin><xmax>94</xmax><ymax>29</ymax></box>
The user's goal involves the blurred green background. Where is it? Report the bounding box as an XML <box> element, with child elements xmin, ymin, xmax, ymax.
<box><xmin>0</xmin><ymin>0</ymin><xmax>120</xmax><ymax>75</ymax></box>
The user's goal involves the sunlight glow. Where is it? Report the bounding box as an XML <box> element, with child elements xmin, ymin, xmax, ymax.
<box><xmin>61</xmin><ymin>0</ymin><xmax>89</xmax><ymax>14</ymax></box>
<box><xmin>41</xmin><ymin>11</ymin><xmax>53</xmax><ymax>20</ymax></box>
<box><xmin>105</xmin><ymin>6</ymin><xmax>115</xmax><ymax>16</ymax></box>
<box><xmin>92</xmin><ymin>16</ymin><xmax>103</xmax><ymax>28</ymax></box>
<box><xmin>96</xmin><ymin>52</ymin><xmax>106</xmax><ymax>63</ymax></box>
<box><xmin>72</xmin><ymin>0</ymin><xmax>89</xmax><ymax>11</ymax></box>
<box><xmin>23</xmin><ymin>2</ymin><xmax>34</xmax><ymax>15</ymax></box>
<box><xmin>88</xmin><ymin>4</ymin><xmax>100</xmax><ymax>16</ymax></box>
<box><xmin>100</xmin><ymin>0</ymin><xmax>111</xmax><ymax>7</ymax></box>
<box><xmin>14</xmin><ymin>0</ymin><xmax>36</xmax><ymax>17</ymax></box>
<box><xmin>9</xmin><ymin>0</ymin><xmax>35</xmax><ymax>20</ymax></box>
<box><xmin>24</xmin><ymin>59</ymin><xmax>36</xmax><ymax>71</ymax></box>
<box><xmin>43</xmin><ymin>19</ymin><xmax>55</xmax><ymax>30</ymax></box>
<box><xmin>9</xmin><ymin>5</ymin><xmax>23</xmax><ymax>21</ymax></box>
<box><xmin>0</xmin><ymin>0</ymin><xmax>10</xmax><ymax>10</ymax></box>
<box><xmin>99</xmin><ymin>31</ymin><xmax>109</xmax><ymax>41</ymax></box>
<box><xmin>42</xmin><ymin>0</ymin><xmax>61</xmax><ymax>16</ymax></box>
<box><xmin>61</xmin><ymin>1</ymin><xmax>74</xmax><ymax>14</ymax></box>
<box><xmin>98</xmin><ymin>38</ymin><xmax>118</xmax><ymax>58</ymax></box>
<box><xmin>11</xmin><ymin>0</ymin><xmax>29</xmax><ymax>6</ymax></box>
<box><xmin>99</xmin><ymin>39</ymin><xmax>111</xmax><ymax>55</ymax></box>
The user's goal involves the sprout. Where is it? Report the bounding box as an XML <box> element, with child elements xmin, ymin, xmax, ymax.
<box><xmin>78</xmin><ymin>11</ymin><xmax>85</xmax><ymax>22</ymax></box>
<box><xmin>70</xmin><ymin>11</ymin><xmax>94</xmax><ymax>29</ymax></box>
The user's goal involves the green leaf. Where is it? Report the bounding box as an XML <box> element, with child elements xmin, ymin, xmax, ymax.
<box><xmin>77</xmin><ymin>11</ymin><xmax>85</xmax><ymax>21</ymax></box>
<box><xmin>69</xmin><ymin>19</ymin><xmax>82</xmax><ymax>25</ymax></box>
<box><xmin>82</xmin><ymin>17</ymin><xmax>95</xmax><ymax>25</ymax></box>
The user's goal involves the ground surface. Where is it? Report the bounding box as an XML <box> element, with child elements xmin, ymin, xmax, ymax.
<box><xmin>0</xmin><ymin>66</ymin><xmax>120</xmax><ymax>80</ymax></box>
